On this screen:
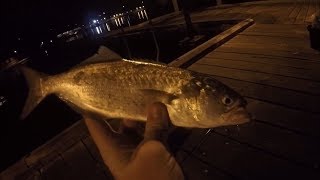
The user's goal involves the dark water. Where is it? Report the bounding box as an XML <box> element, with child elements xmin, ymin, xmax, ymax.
<box><xmin>0</xmin><ymin>20</ymin><xmax>236</xmax><ymax>171</ymax></box>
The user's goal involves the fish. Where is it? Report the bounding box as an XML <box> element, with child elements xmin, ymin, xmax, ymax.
<box><xmin>20</xmin><ymin>46</ymin><xmax>250</xmax><ymax>128</ymax></box>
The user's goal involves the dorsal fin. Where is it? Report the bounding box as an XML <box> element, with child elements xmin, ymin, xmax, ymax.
<box><xmin>79</xmin><ymin>46</ymin><xmax>122</xmax><ymax>66</ymax></box>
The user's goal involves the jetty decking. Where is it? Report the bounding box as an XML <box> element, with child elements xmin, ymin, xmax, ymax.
<box><xmin>1</xmin><ymin>0</ymin><xmax>320</xmax><ymax>179</ymax></box>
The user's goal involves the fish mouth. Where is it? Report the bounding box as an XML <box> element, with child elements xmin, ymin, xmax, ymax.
<box><xmin>223</xmin><ymin>106</ymin><xmax>251</xmax><ymax>125</ymax></box>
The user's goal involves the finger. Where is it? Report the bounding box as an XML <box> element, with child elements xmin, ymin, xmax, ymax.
<box><xmin>84</xmin><ymin>117</ymin><xmax>128</xmax><ymax>177</ymax></box>
<box><xmin>144</xmin><ymin>102</ymin><xmax>169</xmax><ymax>142</ymax></box>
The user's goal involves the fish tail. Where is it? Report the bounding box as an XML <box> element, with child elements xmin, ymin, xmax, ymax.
<box><xmin>20</xmin><ymin>67</ymin><xmax>48</xmax><ymax>120</ymax></box>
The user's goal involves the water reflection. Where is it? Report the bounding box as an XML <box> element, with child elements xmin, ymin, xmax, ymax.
<box><xmin>0</xmin><ymin>96</ymin><xmax>6</xmax><ymax>107</ymax></box>
<box><xmin>57</xmin><ymin>6</ymin><xmax>150</xmax><ymax>42</ymax></box>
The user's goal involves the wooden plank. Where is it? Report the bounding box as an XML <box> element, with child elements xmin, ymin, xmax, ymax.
<box><xmin>239</xmin><ymin>31</ymin><xmax>309</xmax><ymax>39</ymax></box>
<box><xmin>285</xmin><ymin>0</ymin><xmax>303</xmax><ymax>24</ymax></box>
<box><xmin>82</xmin><ymin>137</ymin><xmax>104</xmax><ymax>164</ymax></box>
<box><xmin>305</xmin><ymin>0</ymin><xmax>317</xmax><ymax>23</ymax></box>
<box><xmin>170</xmin><ymin>19</ymin><xmax>254</xmax><ymax>67</ymax></box>
<box><xmin>215</xmin><ymin>46</ymin><xmax>320</xmax><ymax>62</ymax></box>
<box><xmin>243</xmin><ymin>24</ymin><xmax>308</xmax><ymax>33</ymax></box>
<box><xmin>187</xmin><ymin>67</ymin><xmax>320</xmax><ymax>113</ymax></box>
<box><xmin>214</xmin><ymin>121</ymin><xmax>320</xmax><ymax>168</ymax></box>
<box><xmin>24</xmin><ymin>120</ymin><xmax>89</xmax><ymax>166</ymax></box>
<box><xmin>246</xmin><ymin>98</ymin><xmax>320</xmax><ymax>138</ymax></box>
<box><xmin>14</xmin><ymin>168</ymin><xmax>42</xmax><ymax>180</ymax></box>
<box><xmin>252</xmin><ymin>4</ymin><xmax>282</xmax><ymax>24</ymax></box>
<box><xmin>193</xmin><ymin>132</ymin><xmax>320</xmax><ymax>179</ymax></box>
<box><xmin>197</xmin><ymin>57</ymin><xmax>320</xmax><ymax>81</ymax></box>
<box><xmin>192</xmin><ymin>7</ymin><xmax>234</xmax><ymax>20</ymax></box>
<box><xmin>0</xmin><ymin>159</ymin><xmax>29</xmax><ymax>180</ymax></box>
<box><xmin>275</xmin><ymin>1</ymin><xmax>299</xmax><ymax>24</ymax></box>
<box><xmin>206</xmin><ymin>51</ymin><xmax>320</xmax><ymax>70</ymax></box>
<box><xmin>221</xmin><ymin>5</ymin><xmax>253</xmax><ymax>20</ymax></box>
<box><xmin>269</xmin><ymin>3</ymin><xmax>298</xmax><ymax>24</ymax></box>
<box><xmin>189</xmin><ymin>63</ymin><xmax>320</xmax><ymax>95</ymax></box>
<box><xmin>244</xmin><ymin>4</ymin><xmax>273</xmax><ymax>18</ymax></box>
<box><xmin>240</xmin><ymin>24</ymin><xmax>309</xmax><ymax>38</ymax></box>
<box><xmin>223</xmin><ymin>41</ymin><xmax>316</xmax><ymax>57</ymax></box>
<box><xmin>226</xmin><ymin>35</ymin><xmax>315</xmax><ymax>53</ymax></box>
<box><xmin>39</xmin><ymin>156</ymin><xmax>71</xmax><ymax>180</ymax></box>
<box><xmin>179</xmin><ymin>129</ymin><xmax>211</xmax><ymax>152</ymax></box>
<box><xmin>295</xmin><ymin>0</ymin><xmax>309</xmax><ymax>24</ymax></box>
<box><xmin>61</xmin><ymin>142</ymin><xmax>109</xmax><ymax>180</ymax></box>
<box><xmin>82</xmin><ymin>136</ymin><xmax>114</xmax><ymax>179</ymax></box>
<box><xmin>181</xmin><ymin>155</ymin><xmax>233</xmax><ymax>180</ymax></box>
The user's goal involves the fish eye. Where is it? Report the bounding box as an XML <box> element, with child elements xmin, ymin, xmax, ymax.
<box><xmin>222</xmin><ymin>96</ymin><xmax>233</xmax><ymax>106</ymax></box>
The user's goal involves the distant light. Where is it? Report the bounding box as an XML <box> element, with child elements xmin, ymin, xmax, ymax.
<box><xmin>50</xmin><ymin>40</ymin><xmax>53</xmax><ymax>43</ymax></box>
<box><xmin>13</xmin><ymin>50</ymin><xmax>17</xmax><ymax>53</ymax></box>
<box><xmin>96</xmin><ymin>27</ymin><xmax>101</xmax><ymax>34</ymax></box>
<box><xmin>121</xmin><ymin>17</ymin><xmax>124</xmax><ymax>24</ymax></box>
<box><xmin>17</xmin><ymin>37</ymin><xmax>21</xmax><ymax>41</ymax></box>
<box><xmin>115</xmin><ymin>18</ymin><xmax>119</xmax><ymax>26</ymax></box>
<box><xmin>103</xmin><ymin>12</ymin><xmax>106</xmax><ymax>14</ymax></box>
<box><xmin>93</xmin><ymin>20</ymin><xmax>97</xmax><ymax>23</ymax></box>
<box><xmin>106</xmin><ymin>23</ymin><xmax>110</xmax><ymax>31</ymax></box>
<box><xmin>104</xmin><ymin>17</ymin><xmax>106</xmax><ymax>20</ymax></box>
<box><xmin>144</xmin><ymin>10</ymin><xmax>148</xmax><ymax>19</ymax></box>
<box><xmin>123</xmin><ymin>5</ymin><xmax>125</xmax><ymax>8</ymax></box>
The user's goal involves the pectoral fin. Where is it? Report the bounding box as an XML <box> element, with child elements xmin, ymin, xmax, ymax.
<box><xmin>139</xmin><ymin>89</ymin><xmax>178</xmax><ymax>105</ymax></box>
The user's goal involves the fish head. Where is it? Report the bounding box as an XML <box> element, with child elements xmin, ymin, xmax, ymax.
<box><xmin>176</xmin><ymin>75</ymin><xmax>250</xmax><ymax>128</ymax></box>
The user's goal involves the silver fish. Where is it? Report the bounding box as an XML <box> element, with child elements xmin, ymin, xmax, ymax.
<box><xmin>20</xmin><ymin>47</ymin><xmax>250</xmax><ymax>128</ymax></box>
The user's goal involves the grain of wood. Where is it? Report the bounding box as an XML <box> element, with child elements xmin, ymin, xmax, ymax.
<box><xmin>216</xmin><ymin>46</ymin><xmax>320</xmax><ymax>62</ymax></box>
<box><xmin>189</xmin><ymin>63</ymin><xmax>320</xmax><ymax>95</ymax></box>
<box><xmin>193</xmin><ymin>132</ymin><xmax>320</xmax><ymax>179</ymax></box>
<box><xmin>246</xmin><ymin>98</ymin><xmax>320</xmax><ymax>138</ymax></box>
<box><xmin>61</xmin><ymin>142</ymin><xmax>109</xmax><ymax>180</ymax></box>
<box><xmin>197</xmin><ymin>57</ymin><xmax>320</xmax><ymax>81</ymax></box>
<box><xmin>24</xmin><ymin>120</ymin><xmax>89</xmax><ymax>166</ymax></box>
<box><xmin>206</xmin><ymin>51</ymin><xmax>320</xmax><ymax>70</ymax></box>
<box><xmin>214</xmin><ymin>121</ymin><xmax>320</xmax><ymax>169</ymax></box>
<box><xmin>305</xmin><ymin>0</ymin><xmax>317</xmax><ymax>22</ymax></box>
<box><xmin>286</xmin><ymin>0</ymin><xmax>303</xmax><ymax>24</ymax></box>
<box><xmin>181</xmin><ymin>155</ymin><xmax>233</xmax><ymax>180</ymax></box>
<box><xmin>295</xmin><ymin>0</ymin><xmax>309</xmax><ymax>24</ymax></box>
<box><xmin>189</xmin><ymin>70</ymin><xmax>320</xmax><ymax>113</ymax></box>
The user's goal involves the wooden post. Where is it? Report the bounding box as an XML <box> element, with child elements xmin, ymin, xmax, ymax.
<box><xmin>172</xmin><ymin>0</ymin><xmax>180</xmax><ymax>12</ymax></box>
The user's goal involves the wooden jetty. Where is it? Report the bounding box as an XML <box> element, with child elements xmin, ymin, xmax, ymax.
<box><xmin>1</xmin><ymin>0</ymin><xmax>320</xmax><ymax>179</ymax></box>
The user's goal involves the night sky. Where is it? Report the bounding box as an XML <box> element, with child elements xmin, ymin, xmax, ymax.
<box><xmin>1</xmin><ymin>0</ymin><xmax>121</xmax><ymax>34</ymax></box>
<box><xmin>0</xmin><ymin>0</ymin><xmax>169</xmax><ymax>58</ymax></box>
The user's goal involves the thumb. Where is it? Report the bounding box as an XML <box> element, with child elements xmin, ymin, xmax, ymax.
<box><xmin>144</xmin><ymin>102</ymin><xmax>169</xmax><ymax>142</ymax></box>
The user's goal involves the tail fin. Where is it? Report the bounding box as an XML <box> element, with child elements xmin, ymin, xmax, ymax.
<box><xmin>20</xmin><ymin>67</ymin><xmax>48</xmax><ymax>120</ymax></box>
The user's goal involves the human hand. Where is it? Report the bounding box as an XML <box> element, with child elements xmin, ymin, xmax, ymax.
<box><xmin>84</xmin><ymin>102</ymin><xmax>184</xmax><ymax>180</ymax></box>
